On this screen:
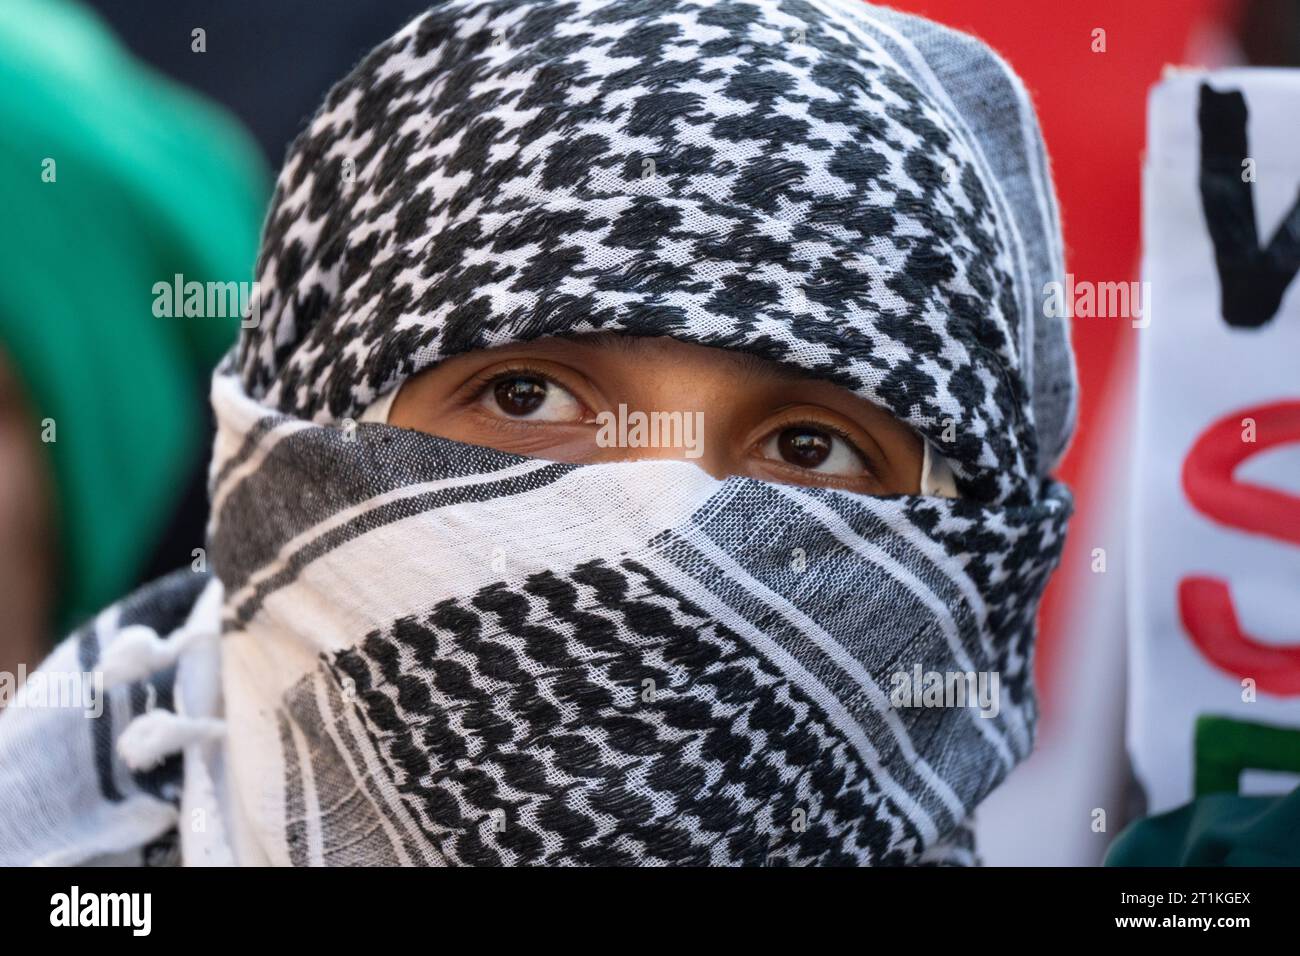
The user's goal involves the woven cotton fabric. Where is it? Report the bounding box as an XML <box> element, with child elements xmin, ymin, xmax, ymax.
<box><xmin>201</xmin><ymin>370</ymin><xmax>1070</xmax><ymax>866</ymax></box>
<box><xmin>0</xmin><ymin>0</ymin><xmax>1076</xmax><ymax>867</ymax></box>
<box><xmin>243</xmin><ymin>0</ymin><xmax>1074</xmax><ymax>506</ymax></box>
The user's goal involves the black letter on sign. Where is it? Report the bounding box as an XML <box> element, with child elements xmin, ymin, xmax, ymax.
<box><xmin>1198</xmin><ymin>83</ymin><xmax>1300</xmax><ymax>327</ymax></box>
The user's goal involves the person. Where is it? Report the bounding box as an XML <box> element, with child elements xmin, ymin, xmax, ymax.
<box><xmin>0</xmin><ymin>0</ymin><xmax>1075</xmax><ymax>866</ymax></box>
<box><xmin>0</xmin><ymin>0</ymin><xmax>268</xmax><ymax>677</ymax></box>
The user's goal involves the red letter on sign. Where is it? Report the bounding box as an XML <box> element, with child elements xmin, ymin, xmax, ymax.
<box><xmin>1179</xmin><ymin>400</ymin><xmax>1300</xmax><ymax>695</ymax></box>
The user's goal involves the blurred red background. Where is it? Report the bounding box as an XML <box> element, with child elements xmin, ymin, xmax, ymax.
<box><xmin>891</xmin><ymin>0</ymin><xmax>1238</xmax><ymax>720</ymax></box>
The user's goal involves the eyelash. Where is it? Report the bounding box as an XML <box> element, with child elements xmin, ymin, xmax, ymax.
<box><xmin>461</xmin><ymin>364</ymin><xmax>586</xmax><ymax>412</ymax></box>
<box><xmin>767</xmin><ymin>418</ymin><xmax>879</xmax><ymax>477</ymax></box>
<box><xmin>460</xmin><ymin>365</ymin><xmax>880</xmax><ymax>477</ymax></box>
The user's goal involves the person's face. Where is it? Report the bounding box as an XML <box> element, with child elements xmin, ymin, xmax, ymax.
<box><xmin>390</xmin><ymin>335</ymin><xmax>922</xmax><ymax>495</ymax></box>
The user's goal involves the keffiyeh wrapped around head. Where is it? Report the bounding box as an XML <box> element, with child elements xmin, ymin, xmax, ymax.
<box><xmin>243</xmin><ymin>0</ymin><xmax>1074</xmax><ymax>506</ymax></box>
<box><xmin>0</xmin><ymin>0</ymin><xmax>1075</xmax><ymax>867</ymax></box>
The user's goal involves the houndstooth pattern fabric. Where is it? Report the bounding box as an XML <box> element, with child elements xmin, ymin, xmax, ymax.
<box><xmin>2</xmin><ymin>372</ymin><xmax>1060</xmax><ymax>866</ymax></box>
<box><xmin>315</xmin><ymin>545</ymin><xmax>1050</xmax><ymax>866</ymax></box>
<box><xmin>328</xmin><ymin>559</ymin><xmax>923</xmax><ymax>866</ymax></box>
<box><xmin>241</xmin><ymin>0</ymin><xmax>1073</xmax><ymax>506</ymax></box>
<box><xmin>196</xmin><ymin>368</ymin><xmax>1069</xmax><ymax>867</ymax></box>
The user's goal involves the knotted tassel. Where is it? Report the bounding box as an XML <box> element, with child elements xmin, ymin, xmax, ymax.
<box><xmin>117</xmin><ymin>709</ymin><xmax>226</xmax><ymax>772</ymax></box>
<box><xmin>98</xmin><ymin>622</ymin><xmax>216</xmax><ymax>690</ymax></box>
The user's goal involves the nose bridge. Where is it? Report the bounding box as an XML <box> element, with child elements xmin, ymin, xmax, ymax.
<box><xmin>597</xmin><ymin>347</ymin><xmax>752</xmax><ymax>478</ymax></box>
<box><xmin>602</xmin><ymin>391</ymin><xmax>730</xmax><ymax>479</ymax></box>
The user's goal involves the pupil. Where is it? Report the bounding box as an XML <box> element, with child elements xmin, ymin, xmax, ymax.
<box><xmin>494</xmin><ymin>376</ymin><xmax>547</xmax><ymax>416</ymax></box>
<box><xmin>778</xmin><ymin>427</ymin><xmax>831</xmax><ymax>468</ymax></box>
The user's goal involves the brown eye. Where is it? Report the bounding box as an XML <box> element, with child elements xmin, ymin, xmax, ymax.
<box><xmin>778</xmin><ymin>427</ymin><xmax>832</xmax><ymax>468</ymax></box>
<box><xmin>479</xmin><ymin>370</ymin><xmax>585</xmax><ymax>423</ymax></box>
<box><xmin>493</xmin><ymin>376</ymin><xmax>548</xmax><ymax>417</ymax></box>
<box><xmin>760</xmin><ymin>422</ymin><xmax>869</xmax><ymax>478</ymax></box>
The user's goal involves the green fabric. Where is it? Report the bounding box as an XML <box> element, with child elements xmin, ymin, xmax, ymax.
<box><xmin>1194</xmin><ymin>715</ymin><xmax>1300</xmax><ymax>796</ymax></box>
<box><xmin>0</xmin><ymin>0</ymin><xmax>269</xmax><ymax>633</ymax></box>
<box><xmin>1107</xmin><ymin>715</ymin><xmax>1300</xmax><ymax>866</ymax></box>
<box><xmin>1105</xmin><ymin>785</ymin><xmax>1300</xmax><ymax>867</ymax></box>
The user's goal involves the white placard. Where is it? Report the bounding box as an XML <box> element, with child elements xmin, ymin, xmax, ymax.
<box><xmin>1130</xmin><ymin>68</ymin><xmax>1300</xmax><ymax>814</ymax></box>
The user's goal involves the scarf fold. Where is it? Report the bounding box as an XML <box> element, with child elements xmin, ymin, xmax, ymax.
<box><xmin>194</xmin><ymin>370</ymin><xmax>1069</xmax><ymax>865</ymax></box>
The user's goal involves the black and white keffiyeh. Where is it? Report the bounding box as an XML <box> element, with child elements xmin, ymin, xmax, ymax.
<box><xmin>0</xmin><ymin>0</ymin><xmax>1074</xmax><ymax>866</ymax></box>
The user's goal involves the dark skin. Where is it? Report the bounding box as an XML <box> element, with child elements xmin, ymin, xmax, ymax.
<box><xmin>390</xmin><ymin>335</ymin><xmax>922</xmax><ymax>495</ymax></box>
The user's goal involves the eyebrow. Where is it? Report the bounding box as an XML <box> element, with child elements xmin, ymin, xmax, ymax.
<box><xmin>578</xmin><ymin>331</ymin><xmax>814</xmax><ymax>383</ymax></box>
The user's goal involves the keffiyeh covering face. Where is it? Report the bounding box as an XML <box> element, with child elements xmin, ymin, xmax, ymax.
<box><xmin>0</xmin><ymin>0</ymin><xmax>1075</xmax><ymax>866</ymax></box>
